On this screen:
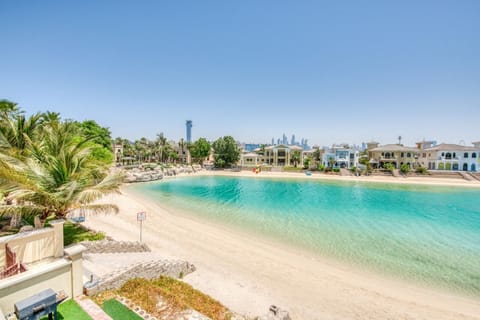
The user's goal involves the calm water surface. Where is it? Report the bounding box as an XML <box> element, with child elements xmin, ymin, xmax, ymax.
<box><xmin>130</xmin><ymin>176</ymin><xmax>480</xmax><ymax>295</ymax></box>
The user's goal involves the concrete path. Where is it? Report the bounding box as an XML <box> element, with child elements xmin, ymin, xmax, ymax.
<box><xmin>75</xmin><ymin>296</ymin><xmax>113</xmax><ymax>320</ymax></box>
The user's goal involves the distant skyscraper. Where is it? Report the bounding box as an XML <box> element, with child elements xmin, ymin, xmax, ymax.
<box><xmin>282</xmin><ymin>133</ymin><xmax>288</xmax><ymax>145</ymax></box>
<box><xmin>186</xmin><ymin>120</ymin><xmax>192</xmax><ymax>143</ymax></box>
<box><xmin>271</xmin><ymin>138</ymin><xmax>275</xmax><ymax>145</ymax></box>
<box><xmin>291</xmin><ymin>134</ymin><xmax>296</xmax><ymax>145</ymax></box>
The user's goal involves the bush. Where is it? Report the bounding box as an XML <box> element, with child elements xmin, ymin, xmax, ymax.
<box><xmin>415</xmin><ymin>166</ymin><xmax>428</xmax><ymax>175</ymax></box>
<box><xmin>400</xmin><ymin>164</ymin><xmax>410</xmax><ymax>174</ymax></box>
<box><xmin>383</xmin><ymin>163</ymin><xmax>395</xmax><ymax>172</ymax></box>
<box><xmin>318</xmin><ymin>164</ymin><xmax>326</xmax><ymax>172</ymax></box>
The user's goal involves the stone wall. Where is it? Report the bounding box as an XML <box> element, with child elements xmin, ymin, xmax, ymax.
<box><xmin>85</xmin><ymin>259</ymin><xmax>196</xmax><ymax>295</ymax></box>
<box><xmin>80</xmin><ymin>240</ymin><xmax>150</xmax><ymax>254</ymax></box>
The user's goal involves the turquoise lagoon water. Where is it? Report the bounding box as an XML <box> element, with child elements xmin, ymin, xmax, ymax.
<box><xmin>130</xmin><ymin>176</ymin><xmax>480</xmax><ymax>295</ymax></box>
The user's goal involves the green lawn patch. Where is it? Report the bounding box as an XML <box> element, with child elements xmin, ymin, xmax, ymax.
<box><xmin>40</xmin><ymin>299</ymin><xmax>92</xmax><ymax>320</ymax></box>
<box><xmin>102</xmin><ymin>299</ymin><xmax>142</xmax><ymax>320</ymax></box>
<box><xmin>63</xmin><ymin>221</ymin><xmax>105</xmax><ymax>246</ymax></box>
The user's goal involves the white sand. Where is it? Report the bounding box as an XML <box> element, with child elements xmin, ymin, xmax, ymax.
<box><xmin>83</xmin><ymin>171</ymin><xmax>480</xmax><ymax>319</ymax></box>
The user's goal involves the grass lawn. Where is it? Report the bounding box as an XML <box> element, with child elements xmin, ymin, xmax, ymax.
<box><xmin>40</xmin><ymin>299</ymin><xmax>92</xmax><ymax>320</ymax></box>
<box><xmin>63</xmin><ymin>221</ymin><xmax>105</xmax><ymax>246</ymax></box>
<box><xmin>102</xmin><ymin>299</ymin><xmax>142</xmax><ymax>320</ymax></box>
<box><xmin>119</xmin><ymin>277</ymin><xmax>231</xmax><ymax>320</ymax></box>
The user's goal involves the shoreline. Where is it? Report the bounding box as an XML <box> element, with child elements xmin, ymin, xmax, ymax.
<box><xmin>83</xmin><ymin>172</ymin><xmax>480</xmax><ymax>319</ymax></box>
<box><xmin>194</xmin><ymin>169</ymin><xmax>480</xmax><ymax>188</ymax></box>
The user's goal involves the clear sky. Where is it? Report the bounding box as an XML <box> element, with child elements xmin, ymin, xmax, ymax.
<box><xmin>1</xmin><ymin>1</ymin><xmax>479</xmax><ymax>146</ymax></box>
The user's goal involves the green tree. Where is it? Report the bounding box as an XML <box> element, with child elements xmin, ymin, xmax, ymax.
<box><xmin>291</xmin><ymin>150</ymin><xmax>302</xmax><ymax>167</ymax></box>
<box><xmin>0</xmin><ymin>121</ymin><xmax>123</xmax><ymax>221</ymax></box>
<box><xmin>188</xmin><ymin>138</ymin><xmax>211</xmax><ymax>165</ymax></box>
<box><xmin>0</xmin><ymin>112</ymin><xmax>42</xmax><ymax>157</ymax></box>
<box><xmin>212</xmin><ymin>136</ymin><xmax>240</xmax><ymax>168</ymax></box>
<box><xmin>156</xmin><ymin>133</ymin><xmax>167</xmax><ymax>163</ymax></box>
<box><xmin>327</xmin><ymin>156</ymin><xmax>336</xmax><ymax>169</ymax></box>
<box><xmin>0</xmin><ymin>99</ymin><xmax>23</xmax><ymax>121</ymax></box>
<box><xmin>178</xmin><ymin>138</ymin><xmax>186</xmax><ymax>163</ymax></box>
<box><xmin>303</xmin><ymin>156</ymin><xmax>312</xmax><ymax>169</ymax></box>
<box><xmin>77</xmin><ymin>120</ymin><xmax>112</xmax><ymax>149</ymax></box>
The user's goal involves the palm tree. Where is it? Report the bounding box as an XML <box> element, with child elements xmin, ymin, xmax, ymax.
<box><xmin>0</xmin><ymin>113</ymin><xmax>42</xmax><ymax>157</ymax></box>
<box><xmin>291</xmin><ymin>150</ymin><xmax>302</xmax><ymax>167</ymax></box>
<box><xmin>178</xmin><ymin>138</ymin><xmax>186</xmax><ymax>163</ymax></box>
<box><xmin>0</xmin><ymin>121</ymin><xmax>123</xmax><ymax>221</ymax></box>
<box><xmin>0</xmin><ymin>99</ymin><xmax>23</xmax><ymax>121</ymax></box>
<box><xmin>156</xmin><ymin>133</ymin><xmax>167</xmax><ymax>163</ymax></box>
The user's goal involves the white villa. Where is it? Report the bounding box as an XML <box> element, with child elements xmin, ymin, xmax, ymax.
<box><xmin>418</xmin><ymin>142</ymin><xmax>479</xmax><ymax>172</ymax></box>
<box><xmin>322</xmin><ymin>144</ymin><xmax>360</xmax><ymax>169</ymax></box>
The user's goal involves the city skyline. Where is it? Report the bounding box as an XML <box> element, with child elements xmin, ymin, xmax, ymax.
<box><xmin>1</xmin><ymin>1</ymin><xmax>479</xmax><ymax>147</ymax></box>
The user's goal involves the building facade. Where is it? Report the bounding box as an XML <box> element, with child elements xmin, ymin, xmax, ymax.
<box><xmin>322</xmin><ymin>145</ymin><xmax>360</xmax><ymax>169</ymax></box>
<box><xmin>367</xmin><ymin>143</ymin><xmax>420</xmax><ymax>169</ymax></box>
<box><xmin>418</xmin><ymin>143</ymin><xmax>479</xmax><ymax>172</ymax></box>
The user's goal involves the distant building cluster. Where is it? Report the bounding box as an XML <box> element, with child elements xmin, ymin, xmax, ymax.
<box><xmin>113</xmin><ymin>119</ymin><xmax>480</xmax><ymax>173</ymax></box>
<box><xmin>239</xmin><ymin>139</ymin><xmax>480</xmax><ymax>173</ymax></box>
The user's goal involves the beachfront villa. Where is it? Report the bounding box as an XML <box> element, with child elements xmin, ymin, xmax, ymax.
<box><xmin>367</xmin><ymin>143</ymin><xmax>420</xmax><ymax>169</ymax></box>
<box><xmin>321</xmin><ymin>144</ymin><xmax>360</xmax><ymax>169</ymax></box>
<box><xmin>417</xmin><ymin>142</ymin><xmax>480</xmax><ymax>172</ymax></box>
<box><xmin>239</xmin><ymin>144</ymin><xmax>305</xmax><ymax>167</ymax></box>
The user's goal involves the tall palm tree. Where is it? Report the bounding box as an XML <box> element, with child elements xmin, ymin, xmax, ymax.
<box><xmin>178</xmin><ymin>138</ymin><xmax>186</xmax><ymax>163</ymax></box>
<box><xmin>0</xmin><ymin>121</ymin><xmax>123</xmax><ymax>221</ymax></box>
<box><xmin>156</xmin><ymin>133</ymin><xmax>167</xmax><ymax>163</ymax></box>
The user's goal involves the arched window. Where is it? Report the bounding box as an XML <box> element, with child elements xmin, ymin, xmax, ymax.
<box><xmin>453</xmin><ymin>152</ymin><xmax>456</xmax><ymax>158</ymax></box>
<box><xmin>441</xmin><ymin>152</ymin><xmax>445</xmax><ymax>156</ymax></box>
<box><xmin>472</xmin><ymin>153</ymin><xmax>477</xmax><ymax>158</ymax></box>
<box><xmin>445</xmin><ymin>153</ymin><xmax>452</xmax><ymax>160</ymax></box>
<box><xmin>407</xmin><ymin>153</ymin><xmax>411</xmax><ymax>158</ymax></box>
<box><xmin>401</xmin><ymin>152</ymin><xmax>404</xmax><ymax>157</ymax></box>
<box><xmin>464</xmin><ymin>152</ymin><xmax>469</xmax><ymax>158</ymax></box>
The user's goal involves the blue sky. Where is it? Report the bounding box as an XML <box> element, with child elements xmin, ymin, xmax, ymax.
<box><xmin>1</xmin><ymin>1</ymin><xmax>479</xmax><ymax>146</ymax></box>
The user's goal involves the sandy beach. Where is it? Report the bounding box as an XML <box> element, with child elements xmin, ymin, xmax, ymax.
<box><xmin>83</xmin><ymin>171</ymin><xmax>480</xmax><ymax>319</ymax></box>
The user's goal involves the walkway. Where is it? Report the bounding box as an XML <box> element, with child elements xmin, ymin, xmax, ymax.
<box><xmin>75</xmin><ymin>296</ymin><xmax>113</xmax><ymax>320</ymax></box>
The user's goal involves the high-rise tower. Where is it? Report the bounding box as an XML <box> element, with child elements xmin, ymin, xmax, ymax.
<box><xmin>186</xmin><ymin>120</ymin><xmax>192</xmax><ymax>144</ymax></box>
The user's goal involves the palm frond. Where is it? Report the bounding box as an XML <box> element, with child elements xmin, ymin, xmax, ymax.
<box><xmin>0</xmin><ymin>204</ymin><xmax>46</xmax><ymax>219</ymax></box>
<box><xmin>66</xmin><ymin>203</ymin><xmax>119</xmax><ymax>217</ymax></box>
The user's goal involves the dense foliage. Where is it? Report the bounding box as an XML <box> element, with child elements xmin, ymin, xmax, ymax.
<box><xmin>0</xmin><ymin>99</ymin><xmax>123</xmax><ymax>222</ymax></box>
<box><xmin>212</xmin><ymin>136</ymin><xmax>240</xmax><ymax>168</ymax></box>
<box><xmin>188</xmin><ymin>138</ymin><xmax>211</xmax><ymax>164</ymax></box>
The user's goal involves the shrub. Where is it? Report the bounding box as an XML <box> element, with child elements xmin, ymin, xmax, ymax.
<box><xmin>400</xmin><ymin>164</ymin><xmax>410</xmax><ymax>174</ymax></box>
<box><xmin>383</xmin><ymin>163</ymin><xmax>395</xmax><ymax>172</ymax></box>
<box><xmin>415</xmin><ymin>166</ymin><xmax>428</xmax><ymax>175</ymax></box>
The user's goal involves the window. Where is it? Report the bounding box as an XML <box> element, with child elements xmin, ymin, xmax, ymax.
<box><xmin>407</xmin><ymin>153</ymin><xmax>411</xmax><ymax>158</ymax></box>
<box><xmin>445</xmin><ymin>153</ymin><xmax>452</xmax><ymax>160</ymax></box>
<box><xmin>464</xmin><ymin>152</ymin><xmax>469</xmax><ymax>158</ymax></box>
<box><xmin>453</xmin><ymin>152</ymin><xmax>456</xmax><ymax>158</ymax></box>
<box><xmin>422</xmin><ymin>153</ymin><xmax>426</xmax><ymax>158</ymax></box>
<box><xmin>401</xmin><ymin>152</ymin><xmax>404</xmax><ymax>157</ymax></box>
<box><xmin>473</xmin><ymin>153</ymin><xmax>477</xmax><ymax>158</ymax></box>
<box><xmin>441</xmin><ymin>152</ymin><xmax>445</xmax><ymax>156</ymax></box>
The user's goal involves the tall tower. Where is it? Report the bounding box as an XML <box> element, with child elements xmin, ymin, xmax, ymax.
<box><xmin>186</xmin><ymin>120</ymin><xmax>192</xmax><ymax>144</ymax></box>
